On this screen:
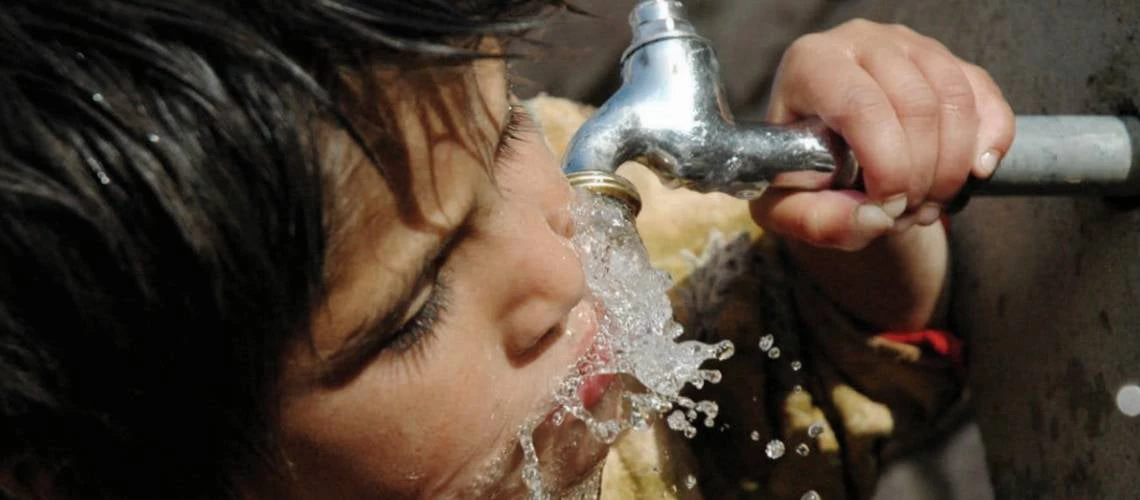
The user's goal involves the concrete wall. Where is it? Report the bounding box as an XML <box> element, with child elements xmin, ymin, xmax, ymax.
<box><xmin>518</xmin><ymin>1</ymin><xmax>1140</xmax><ymax>496</ymax></box>
<box><xmin>819</xmin><ymin>1</ymin><xmax>1140</xmax><ymax>497</ymax></box>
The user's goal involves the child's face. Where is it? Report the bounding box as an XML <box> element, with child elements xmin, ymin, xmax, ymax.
<box><xmin>265</xmin><ymin>56</ymin><xmax>615</xmax><ymax>498</ymax></box>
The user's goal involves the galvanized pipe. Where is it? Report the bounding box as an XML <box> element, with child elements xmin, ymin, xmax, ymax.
<box><xmin>979</xmin><ymin>116</ymin><xmax>1140</xmax><ymax>196</ymax></box>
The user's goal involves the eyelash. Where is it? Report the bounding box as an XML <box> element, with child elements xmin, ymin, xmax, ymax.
<box><xmin>493</xmin><ymin>103</ymin><xmax>529</xmax><ymax>163</ymax></box>
<box><xmin>388</xmin><ymin>272</ymin><xmax>451</xmax><ymax>353</ymax></box>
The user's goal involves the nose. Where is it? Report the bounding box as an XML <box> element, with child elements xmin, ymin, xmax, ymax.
<box><xmin>486</xmin><ymin>135</ymin><xmax>589</xmax><ymax>359</ymax></box>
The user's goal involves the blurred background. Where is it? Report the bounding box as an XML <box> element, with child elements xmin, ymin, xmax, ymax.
<box><xmin>516</xmin><ymin>1</ymin><xmax>1140</xmax><ymax>498</ymax></box>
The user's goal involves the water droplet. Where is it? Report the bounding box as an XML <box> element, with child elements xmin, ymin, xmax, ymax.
<box><xmin>767</xmin><ymin>347</ymin><xmax>781</xmax><ymax>359</ymax></box>
<box><xmin>796</xmin><ymin>443</ymin><xmax>811</xmax><ymax>456</ymax></box>
<box><xmin>91</xmin><ymin>93</ymin><xmax>104</xmax><ymax>103</ymax></box>
<box><xmin>147</xmin><ymin>133</ymin><xmax>160</xmax><ymax>143</ymax></box>
<box><xmin>790</xmin><ymin>360</ymin><xmax>802</xmax><ymax>371</ymax></box>
<box><xmin>759</xmin><ymin>334</ymin><xmax>775</xmax><ymax>352</ymax></box>
<box><xmin>792</xmin><ymin>385</ymin><xmax>804</xmax><ymax>393</ymax></box>
<box><xmin>75</xmin><ymin>51</ymin><xmax>86</xmax><ymax>60</ymax></box>
<box><xmin>701</xmin><ymin>369</ymin><xmax>722</xmax><ymax>384</ymax></box>
<box><xmin>518</xmin><ymin>191</ymin><xmax>739</xmax><ymax>497</ymax></box>
<box><xmin>1117</xmin><ymin>384</ymin><xmax>1140</xmax><ymax>417</ymax></box>
<box><xmin>715</xmin><ymin>339</ymin><xmax>735</xmax><ymax>360</ymax></box>
<box><xmin>684</xmin><ymin>474</ymin><xmax>697</xmax><ymax>490</ymax></box>
<box><xmin>765</xmin><ymin>439</ymin><xmax>785</xmax><ymax>459</ymax></box>
<box><xmin>807</xmin><ymin>422</ymin><xmax>824</xmax><ymax>438</ymax></box>
<box><xmin>750</xmin><ymin>430</ymin><xmax>761</xmax><ymax>441</ymax></box>
<box><xmin>667</xmin><ymin>410</ymin><xmax>688</xmax><ymax>431</ymax></box>
<box><xmin>801</xmin><ymin>490</ymin><xmax>821</xmax><ymax>500</ymax></box>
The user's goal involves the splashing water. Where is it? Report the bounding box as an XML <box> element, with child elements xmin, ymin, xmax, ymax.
<box><xmin>765</xmin><ymin>439</ymin><xmax>786</xmax><ymax>459</ymax></box>
<box><xmin>758</xmin><ymin>334</ymin><xmax>775</xmax><ymax>352</ymax></box>
<box><xmin>517</xmin><ymin>191</ymin><xmax>734</xmax><ymax>498</ymax></box>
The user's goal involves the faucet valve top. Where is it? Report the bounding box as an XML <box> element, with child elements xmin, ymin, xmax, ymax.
<box><xmin>623</xmin><ymin>0</ymin><xmax>707</xmax><ymax>63</ymax></box>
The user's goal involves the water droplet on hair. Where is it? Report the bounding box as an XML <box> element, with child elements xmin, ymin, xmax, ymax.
<box><xmin>147</xmin><ymin>133</ymin><xmax>160</xmax><ymax>143</ymax></box>
<box><xmin>790</xmin><ymin>360</ymin><xmax>802</xmax><ymax>371</ymax></box>
<box><xmin>91</xmin><ymin>93</ymin><xmax>104</xmax><ymax>103</ymax></box>
<box><xmin>767</xmin><ymin>347</ymin><xmax>781</xmax><ymax>359</ymax></box>
<box><xmin>808</xmin><ymin>422</ymin><xmax>824</xmax><ymax>438</ymax></box>
<box><xmin>765</xmin><ymin>439</ymin><xmax>785</xmax><ymax>459</ymax></box>
<box><xmin>796</xmin><ymin>443</ymin><xmax>811</xmax><ymax>456</ymax></box>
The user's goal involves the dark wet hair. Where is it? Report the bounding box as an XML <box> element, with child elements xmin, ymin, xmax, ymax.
<box><xmin>0</xmin><ymin>1</ymin><xmax>567</xmax><ymax>498</ymax></box>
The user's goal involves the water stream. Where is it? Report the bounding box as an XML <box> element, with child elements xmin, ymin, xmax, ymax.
<box><xmin>517</xmin><ymin>190</ymin><xmax>735</xmax><ymax>499</ymax></box>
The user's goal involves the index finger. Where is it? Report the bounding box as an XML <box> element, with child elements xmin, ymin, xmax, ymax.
<box><xmin>769</xmin><ymin>36</ymin><xmax>911</xmax><ymax>215</ymax></box>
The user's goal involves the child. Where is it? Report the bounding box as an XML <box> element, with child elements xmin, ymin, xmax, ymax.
<box><xmin>0</xmin><ymin>1</ymin><xmax>1012</xmax><ymax>498</ymax></box>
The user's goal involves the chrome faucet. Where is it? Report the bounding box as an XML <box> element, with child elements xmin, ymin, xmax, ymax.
<box><xmin>562</xmin><ymin>0</ymin><xmax>1140</xmax><ymax>215</ymax></box>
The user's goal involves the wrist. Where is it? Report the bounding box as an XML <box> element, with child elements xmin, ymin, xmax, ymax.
<box><xmin>782</xmin><ymin>222</ymin><xmax>950</xmax><ymax>331</ymax></box>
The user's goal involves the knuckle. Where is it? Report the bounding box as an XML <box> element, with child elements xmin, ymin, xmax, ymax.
<box><xmin>798</xmin><ymin>205</ymin><xmax>829</xmax><ymax>245</ymax></box>
<box><xmin>833</xmin><ymin>18</ymin><xmax>877</xmax><ymax>37</ymax></box>
<box><xmin>962</xmin><ymin>62</ymin><xmax>992</xmax><ymax>80</ymax></box>
<box><xmin>889</xmin><ymin>23</ymin><xmax>915</xmax><ymax>35</ymax></box>
<box><xmin>786</xmin><ymin>33</ymin><xmax>827</xmax><ymax>59</ymax></box>
<box><xmin>934</xmin><ymin>73</ymin><xmax>977</xmax><ymax>115</ymax></box>
<box><xmin>896</xmin><ymin>80</ymin><xmax>940</xmax><ymax>120</ymax></box>
<box><xmin>843</xmin><ymin>84</ymin><xmax>890</xmax><ymax>118</ymax></box>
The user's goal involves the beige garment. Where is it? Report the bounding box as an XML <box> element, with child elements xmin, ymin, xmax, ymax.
<box><xmin>527</xmin><ymin>95</ymin><xmax>967</xmax><ymax>500</ymax></box>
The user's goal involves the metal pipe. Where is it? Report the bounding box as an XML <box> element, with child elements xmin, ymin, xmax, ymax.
<box><xmin>562</xmin><ymin>0</ymin><xmax>1140</xmax><ymax>204</ymax></box>
<box><xmin>979</xmin><ymin>116</ymin><xmax>1140</xmax><ymax>195</ymax></box>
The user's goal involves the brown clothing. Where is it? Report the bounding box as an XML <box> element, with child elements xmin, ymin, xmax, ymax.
<box><xmin>528</xmin><ymin>95</ymin><xmax>967</xmax><ymax>500</ymax></box>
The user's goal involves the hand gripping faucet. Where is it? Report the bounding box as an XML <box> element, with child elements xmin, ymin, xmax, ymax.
<box><xmin>562</xmin><ymin>0</ymin><xmax>1140</xmax><ymax>216</ymax></box>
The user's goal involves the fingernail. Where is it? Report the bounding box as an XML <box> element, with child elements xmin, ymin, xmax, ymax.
<box><xmin>855</xmin><ymin>204</ymin><xmax>894</xmax><ymax>233</ymax></box>
<box><xmin>891</xmin><ymin>214</ymin><xmax>917</xmax><ymax>234</ymax></box>
<box><xmin>915</xmin><ymin>202</ymin><xmax>943</xmax><ymax>226</ymax></box>
<box><xmin>881</xmin><ymin>194</ymin><xmax>908</xmax><ymax>218</ymax></box>
<box><xmin>976</xmin><ymin>149</ymin><xmax>1000</xmax><ymax>177</ymax></box>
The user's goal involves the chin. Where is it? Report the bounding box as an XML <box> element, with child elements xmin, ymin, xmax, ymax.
<box><xmin>453</xmin><ymin>376</ymin><xmax>624</xmax><ymax>500</ymax></box>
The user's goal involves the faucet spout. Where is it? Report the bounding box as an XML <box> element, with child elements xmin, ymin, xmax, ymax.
<box><xmin>561</xmin><ymin>0</ymin><xmax>859</xmax><ymax>201</ymax></box>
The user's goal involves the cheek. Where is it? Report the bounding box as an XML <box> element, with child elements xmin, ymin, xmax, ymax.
<box><xmin>278</xmin><ymin>321</ymin><xmax>554</xmax><ymax>497</ymax></box>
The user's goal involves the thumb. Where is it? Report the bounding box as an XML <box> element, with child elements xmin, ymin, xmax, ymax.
<box><xmin>749</xmin><ymin>188</ymin><xmax>895</xmax><ymax>251</ymax></box>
